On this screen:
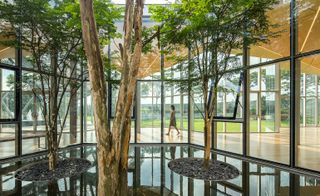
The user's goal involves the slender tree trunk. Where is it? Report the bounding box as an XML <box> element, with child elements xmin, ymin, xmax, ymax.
<box><xmin>204</xmin><ymin>81</ymin><xmax>218</xmax><ymax>167</ymax></box>
<box><xmin>70</xmin><ymin>61</ymin><xmax>78</xmax><ymax>144</ymax></box>
<box><xmin>0</xmin><ymin>69</ymin><xmax>2</xmax><ymax>133</ymax></box>
<box><xmin>203</xmin><ymin>80</ymin><xmax>211</xmax><ymax>166</ymax></box>
<box><xmin>204</xmin><ymin>118</ymin><xmax>211</xmax><ymax>165</ymax></box>
<box><xmin>48</xmin><ymin>49</ymin><xmax>59</xmax><ymax>170</ymax></box>
<box><xmin>70</xmin><ymin>87</ymin><xmax>77</xmax><ymax>144</ymax></box>
<box><xmin>47</xmin><ymin>125</ymin><xmax>58</xmax><ymax>170</ymax></box>
<box><xmin>32</xmin><ymin>74</ymin><xmax>38</xmax><ymax>132</ymax></box>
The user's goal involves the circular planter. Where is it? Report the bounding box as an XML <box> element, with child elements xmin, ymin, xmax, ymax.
<box><xmin>15</xmin><ymin>158</ymin><xmax>91</xmax><ymax>182</ymax></box>
<box><xmin>168</xmin><ymin>157</ymin><xmax>240</xmax><ymax>181</ymax></box>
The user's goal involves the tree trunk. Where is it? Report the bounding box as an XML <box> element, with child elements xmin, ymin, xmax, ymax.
<box><xmin>80</xmin><ymin>0</ymin><xmax>143</xmax><ymax>195</ymax></box>
<box><xmin>47</xmin><ymin>180</ymin><xmax>59</xmax><ymax>196</ymax></box>
<box><xmin>48</xmin><ymin>49</ymin><xmax>59</xmax><ymax>171</ymax></box>
<box><xmin>70</xmin><ymin>87</ymin><xmax>77</xmax><ymax>144</ymax></box>
<box><xmin>70</xmin><ymin>61</ymin><xmax>78</xmax><ymax>144</ymax></box>
<box><xmin>204</xmin><ymin>80</ymin><xmax>219</xmax><ymax>167</ymax></box>
<box><xmin>48</xmin><ymin>126</ymin><xmax>58</xmax><ymax>170</ymax></box>
<box><xmin>204</xmin><ymin>118</ymin><xmax>211</xmax><ymax>166</ymax></box>
<box><xmin>79</xmin><ymin>1</ymin><xmax>111</xmax><ymax>195</ymax></box>
<box><xmin>203</xmin><ymin>79</ymin><xmax>211</xmax><ymax>167</ymax></box>
<box><xmin>32</xmin><ymin>74</ymin><xmax>38</xmax><ymax>132</ymax></box>
<box><xmin>0</xmin><ymin>69</ymin><xmax>1</xmax><ymax>133</ymax></box>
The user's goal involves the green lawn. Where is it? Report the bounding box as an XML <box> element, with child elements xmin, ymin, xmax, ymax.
<box><xmin>139</xmin><ymin>119</ymin><xmax>289</xmax><ymax>133</ymax></box>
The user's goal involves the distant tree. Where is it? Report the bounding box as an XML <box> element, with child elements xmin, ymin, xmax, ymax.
<box><xmin>150</xmin><ymin>0</ymin><xmax>278</xmax><ymax>165</ymax></box>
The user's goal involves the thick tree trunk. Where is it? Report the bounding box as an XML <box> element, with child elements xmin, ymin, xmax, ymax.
<box><xmin>80</xmin><ymin>0</ymin><xmax>143</xmax><ymax>195</ymax></box>
<box><xmin>79</xmin><ymin>1</ymin><xmax>111</xmax><ymax>195</ymax></box>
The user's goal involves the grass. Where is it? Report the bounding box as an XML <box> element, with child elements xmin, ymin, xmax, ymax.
<box><xmin>88</xmin><ymin>115</ymin><xmax>289</xmax><ymax>133</ymax></box>
<box><xmin>140</xmin><ymin>119</ymin><xmax>289</xmax><ymax>133</ymax></box>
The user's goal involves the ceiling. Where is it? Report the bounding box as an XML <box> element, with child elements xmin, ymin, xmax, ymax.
<box><xmin>1</xmin><ymin>1</ymin><xmax>319</xmax><ymax>76</ymax></box>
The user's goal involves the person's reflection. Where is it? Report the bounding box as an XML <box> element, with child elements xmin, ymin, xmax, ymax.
<box><xmin>166</xmin><ymin>132</ymin><xmax>183</xmax><ymax>143</ymax></box>
<box><xmin>170</xmin><ymin>146</ymin><xmax>176</xmax><ymax>160</ymax></box>
<box><xmin>169</xmin><ymin>146</ymin><xmax>176</xmax><ymax>192</ymax></box>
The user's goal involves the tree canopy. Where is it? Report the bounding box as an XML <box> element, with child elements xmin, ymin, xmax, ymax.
<box><xmin>150</xmin><ymin>0</ymin><xmax>278</xmax><ymax>85</ymax></box>
<box><xmin>150</xmin><ymin>0</ymin><xmax>279</xmax><ymax>163</ymax></box>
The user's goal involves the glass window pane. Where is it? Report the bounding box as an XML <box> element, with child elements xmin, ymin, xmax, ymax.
<box><xmin>164</xmin><ymin>82</ymin><xmax>188</xmax><ymax>143</ymax></box>
<box><xmin>305</xmin><ymin>74</ymin><xmax>316</xmax><ymax>96</ymax></box>
<box><xmin>250</xmin><ymin>1</ymin><xmax>290</xmax><ymax>64</ymax></box>
<box><xmin>261</xmin><ymin>92</ymin><xmax>275</xmax><ymax>132</ymax></box>
<box><xmin>249</xmin><ymin>61</ymin><xmax>290</xmax><ymax>164</ymax></box>
<box><xmin>0</xmin><ymin>124</ymin><xmax>17</xmax><ymax>158</ymax></box>
<box><xmin>250</xmin><ymin>68</ymin><xmax>260</xmax><ymax>91</ymax></box>
<box><xmin>297</xmin><ymin>0</ymin><xmax>320</xmax><ymax>53</ymax></box>
<box><xmin>250</xmin><ymin>93</ymin><xmax>259</xmax><ymax>132</ymax></box>
<box><xmin>0</xmin><ymin>45</ymin><xmax>15</xmax><ymax>66</ymax></box>
<box><xmin>216</xmin><ymin>122</ymin><xmax>243</xmax><ymax>154</ymax></box>
<box><xmin>137</xmin><ymin>81</ymin><xmax>161</xmax><ymax>143</ymax></box>
<box><xmin>191</xmin><ymin>91</ymin><xmax>204</xmax><ymax>146</ymax></box>
<box><xmin>305</xmin><ymin>98</ymin><xmax>316</xmax><ymax>125</ymax></box>
<box><xmin>216</xmin><ymin>71</ymin><xmax>242</xmax><ymax>118</ymax></box>
<box><xmin>22</xmin><ymin>71</ymin><xmax>47</xmax><ymax>154</ymax></box>
<box><xmin>0</xmin><ymin>68</ymin><xmax>15</xmax><ymax>119</ymax></box>
<box><xmin>84</xmin><ymin>82</ymin><xmax>95</xmax><ymax>143</ymax></box>
<box><xmin>261</xmin><ymin>65</ymin><xmax>276</xmax><ymax>91</ymax></box>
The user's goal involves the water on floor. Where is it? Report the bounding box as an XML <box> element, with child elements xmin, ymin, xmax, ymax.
<box><xmin>0</xmin><ymin>145</ymin><xmax>320</xmax><ymax>195</ymax></box>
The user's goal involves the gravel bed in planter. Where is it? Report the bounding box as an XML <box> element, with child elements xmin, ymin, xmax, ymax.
<box><xmin>15</xmin><ymin>158</ymin><xmax>91</xmax><ymax>182</ymax></box>
<box><xmin>168</xmin><ymin>157</ymin><xmax>240</xmax><ymax>181</ymax></box>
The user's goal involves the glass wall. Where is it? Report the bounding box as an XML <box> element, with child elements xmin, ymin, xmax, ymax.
<box><xmin>297</xmin><ymin>54</ymin><xmax>320</xmax><ymax>171</ymax></box>
<box><xmin>164</xmin><ymin>82</ymin><xmax>188</xmax><ymax>143</ymax></box>
<box><xmin>294</xmin><ymin>0</ymin><xmax>320</xmax><ymax>172</ymax></box>
<box><xmin>0</xmin><ymin>44</ymin><xmax>15</xmax><ymax>66</ymax></box>
<box><xmin>0</xmin><ymin>68</ymin><xmax>17</xmax><ymax>159</ymax></box>
<box><xmin>0</xmin><ymin>68</ymin><xmax>15</xmax><ymax>119</ymax></box>
<box><xmin>215</xmin><ymin>71</ymin><xmax>243</xmax><ymax>154</ymax></box>
<box><xmin>20</xmin><ymin>68</ymin><xmax>82</xmax><ymax>155</ymax></box>
<box><xmin>83</xmin><ymin>82</ymin><xmax>95</xmax><ymax>143</ymax></box>
<box><xmin>246</xmin><ymin>0</ymin><xmax>292</xmax><ymax>166</ymax></box>
<box><xmin>21</xmin><ymin>71</ymin><xmax>46</xmax><ymax>154</ymax></box>
<box><xmin>297</xmin><ymin>0</ymin><xmax>320</xmax><ymax>53</ymax></box>
<box><xmin>137</xmin><ymin>81</ymin><xmax>162</xmax><ymax>143</ymax></box>
<box><xmin>249</xmin><ymin>1</ymin><xmax>290</xmax><ymax>64</ymax></box>
<box><xmin>0</xmin><ymin>124</ymin><xmax>16</xmax><ymax>159</ymax></box>
<box><xmin>248</xmin><ymin>61</ymin><xmax>290</xmax><ymax>164</ymax></box>
<box><xmin>190</xmin><ymin>91</ymin><xmax>205</xmax><ymax>146</ymax></box>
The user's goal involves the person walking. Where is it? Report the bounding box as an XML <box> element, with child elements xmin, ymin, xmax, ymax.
<box><xmin>166</xmin><ymin>105</ymin><xmax>180</xmax><ymax>135</ymax></box>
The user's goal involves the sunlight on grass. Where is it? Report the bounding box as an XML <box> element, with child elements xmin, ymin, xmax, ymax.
<box><xmin>140</xmin><ymin>119</ymin><xmax>289</xmax><ymax>133</ymax></box>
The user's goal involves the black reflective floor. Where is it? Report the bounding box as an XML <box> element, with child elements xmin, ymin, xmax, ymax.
<box><xmin>1</xmin><ymin>145</ymin><xmax>320</xmax><ymax>195</ymax></box>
